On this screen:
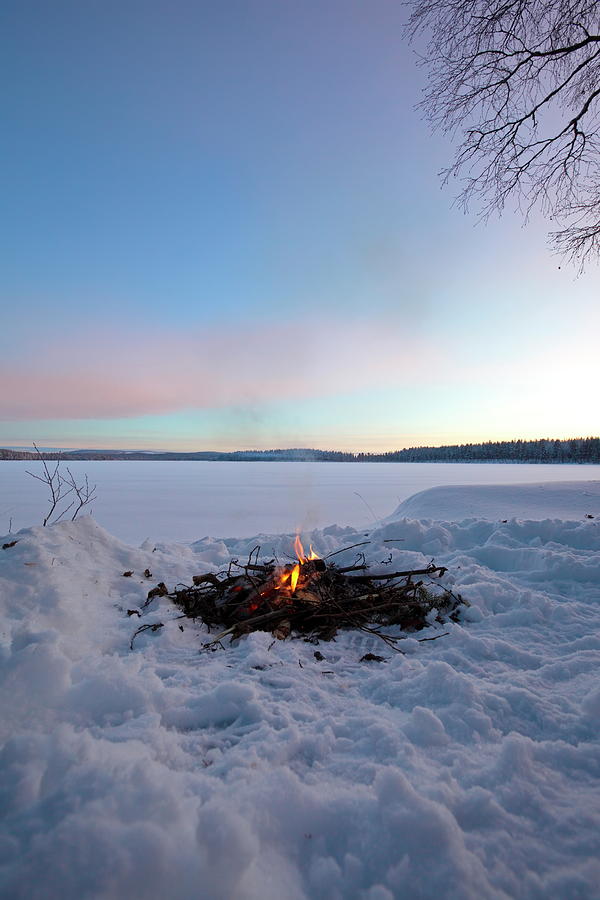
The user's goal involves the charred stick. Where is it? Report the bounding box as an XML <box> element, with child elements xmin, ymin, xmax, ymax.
<box><xmin>335</xmin><ymin>598</ymin><xmax>409</xmax><ymax>617</ymax></box>
<box><xmin>348</xmin><ymin>565</ymin><xmax>447</xmax><ymax>582</ymax></box>
<box><xmin>190</xmin><ymin>573</ymin><xmax>224</xmax><ymax>588</ymax></box>
<box><xmin>247</xmin><ymin>546</ymin><xmax>261</xmax><ymax>567</ymax></box>
<box><xmin>232</xmin><ymin>607</ymin><xmax>296</xmax><ymax>630</ymax></box>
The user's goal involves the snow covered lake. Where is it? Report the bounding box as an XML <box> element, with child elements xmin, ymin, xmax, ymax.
<box><xmin>2</xmin><ymin>460</ymin><xmax>600</xmax><ymax>543</ymax></box>
<box><xmin>1</xmin><ymin>478</ymin><xmax>599</xmax><ymax>898</ymax></box>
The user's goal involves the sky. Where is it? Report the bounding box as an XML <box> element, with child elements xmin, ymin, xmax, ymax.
<box><xmin>1</xmin><ymin>0</ymin><xmax>599</xmax><ymax>452</ymax></box>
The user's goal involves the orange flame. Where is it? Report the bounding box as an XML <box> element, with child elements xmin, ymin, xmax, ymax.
<box><xmin>290</xmin><ymin>564</ymin><xmax>300</xmax><ymax>592</ymax></box>
<box><xmin>272</xmin><ymin>536</ymin><xmax>321</xmax><ymax>596</ymax></box>
<box><xmin>275</xmin><ymin>572</ymin><xmax>291</xmax><ymax>591</ymax></box>
<box><xmin>294</xmin><ymin>534</ymin><xmax>305</xmax><ymax>561</ymax></box>
<box><xmin>294</xmin><ymin>534</ymin><xmax>320</xmax><ymax>563</ymax></box>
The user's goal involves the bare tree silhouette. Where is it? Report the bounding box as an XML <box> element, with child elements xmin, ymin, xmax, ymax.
<box><xmin>408</xmin><ymin>0</ymin><xmax>600</xmax><ymax>268</ymax></box>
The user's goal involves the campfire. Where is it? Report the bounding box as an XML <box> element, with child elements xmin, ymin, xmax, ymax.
<box><xmin>160</xmin><ymin>535</ymin><xmax>467</xmax><ymax>653</ymax></box>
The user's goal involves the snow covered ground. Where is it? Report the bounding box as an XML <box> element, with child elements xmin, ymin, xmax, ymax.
<box><xmin>1</xmin><ymin>481</ymin><xmax>599</xmax><ymax>899</ymax></box>
<box><xmin>3</xmin><ymin>459</ymin><xmax>600</xmax><ymax>543</ymax></box>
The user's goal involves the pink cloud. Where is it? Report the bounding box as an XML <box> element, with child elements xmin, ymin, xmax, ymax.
<box><xmin>0</xmin><ymin>319</ymin><xmax>439</xmax><ymax>421</ymax></box>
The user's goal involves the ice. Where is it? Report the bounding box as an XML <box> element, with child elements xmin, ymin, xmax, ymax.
<box><xmin>1</xmin><ymin>481</ymin><xmax>600</xmax><ymax>898</ymax></box>
<box><xmin>2</xmin><ymin>459</ymin><xmax>600</xmax><ymax>543</ymax></box>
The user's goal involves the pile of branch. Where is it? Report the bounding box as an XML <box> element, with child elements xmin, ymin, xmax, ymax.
<box><xmin>165</xmin><ymin>546</ymin><xmax>467</xmax><ymax>651</ymax></box>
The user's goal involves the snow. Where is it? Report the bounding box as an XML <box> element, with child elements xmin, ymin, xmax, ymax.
<box><xmin>2</xmin><ymin>459</ymin><xmax>600</xmax><ymax>543</ymax></box>
<box><xmin>393</xmin><ymin>479</ymin><xmax>600</xmax><ymax>522</ymax></box>
<box><xmin>1</xmin><ymin>481</ymin><xmax>599</xmax><ymax>898</ymax></box>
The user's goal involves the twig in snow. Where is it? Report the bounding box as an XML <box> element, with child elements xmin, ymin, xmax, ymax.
<box><xmin>130</xmin><ymin>622</ymin><xmax>164</xmax><ymax>650</ymax></box>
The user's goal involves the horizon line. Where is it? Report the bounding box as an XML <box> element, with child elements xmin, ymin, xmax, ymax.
<box><xmin>2</xmin><ymin>436</ymin><xmax>600</xmax><ymax>457</ymax></box>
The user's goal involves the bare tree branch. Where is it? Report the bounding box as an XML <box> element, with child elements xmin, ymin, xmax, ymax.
<box><xmin>26</xmin><ymin>445</ymin><xmax>97</xmax><ymax>526</ymax></box>
<box><xmin>407</xmin><ymin>0</ymin><xmax>600</xmax><ymax>267</ymax></box>
<box><xmin>63</xmin><ymin>468</ymin><xmax>97</xmax><ymax>521</ymax></box>
<box><xmin>26</xmin><ymin>443</ymin><xmax>72</xmax><ymax>526</ymax></box>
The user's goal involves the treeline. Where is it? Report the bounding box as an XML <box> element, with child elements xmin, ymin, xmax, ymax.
<box><xmin>1</xmin><ymin>437</ymin><xmax>599</xmax><ymax>463</ymax></box>
<box><xmin>354</xmin><ymin>437</ymin><xmax>600</xmax><ymax>463</ymax></box>
<box><xmin>0</xmin><ymin>447</ymin><xmax>354</xmax><ymax>462</ymax></box>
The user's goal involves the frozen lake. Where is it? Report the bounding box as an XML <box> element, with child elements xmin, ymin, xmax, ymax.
<box><xmin>1</xmin><ymin>460</ymin><xmax>599</xmax><ymax>544</ymax></box>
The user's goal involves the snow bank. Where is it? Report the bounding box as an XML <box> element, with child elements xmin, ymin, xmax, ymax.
<box><xmin>392</xmin><ymin>479</ymin><xmax>600</xmax><ymax>522</ymax></box>
<box><xmin>1</xmin><ymin>485</ymin><xmax>599</xmax><ymax>899</ymax></box>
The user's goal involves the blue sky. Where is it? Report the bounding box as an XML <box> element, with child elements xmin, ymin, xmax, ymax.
<box><xmin>1</xmin><ymin>0</ymin><xmax>598</xmax><ymax>450</ymax></box>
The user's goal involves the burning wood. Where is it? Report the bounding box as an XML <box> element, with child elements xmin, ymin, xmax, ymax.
<box><xmin>166</xmin><ymin>537</ymin><xmax>467</xmax><ymax>652</ymax></box>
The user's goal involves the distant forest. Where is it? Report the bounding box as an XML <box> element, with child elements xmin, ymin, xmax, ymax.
<box><xmin>1</xmin><ymin>437</ymin><xmax>599</xmax><ymax>463</ymax></box>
